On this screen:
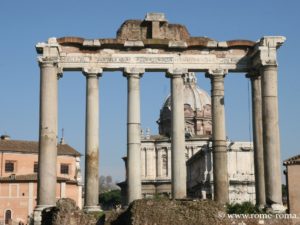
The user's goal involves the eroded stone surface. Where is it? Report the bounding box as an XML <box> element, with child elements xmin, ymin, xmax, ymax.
<box><xmin>41</xmin><ymin>198</ymin><xmax>102</xmax><ymax>225</ymax></box>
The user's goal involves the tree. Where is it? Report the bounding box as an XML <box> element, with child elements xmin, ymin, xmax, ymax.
<box><xmin>99</xmin><ymin>189</ymin><xmax>121</xmax><ymax>210</ymax></box>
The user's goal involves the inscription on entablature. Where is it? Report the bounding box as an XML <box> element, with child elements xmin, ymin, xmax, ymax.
<box><xmin>58</xmin><ymin>53</ymin><xmax>250</xmax><ymax>71</ymax></box>
<box><xmin>60</xmin><ymin>55</ymin><xmax>221</xmax><ymax>64</ymax></box>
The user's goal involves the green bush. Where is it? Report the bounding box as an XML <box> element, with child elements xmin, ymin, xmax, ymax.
<box><xmin>226</xmin><ymin>202</ymin><xmax>263</xmax><ymax>214</ymax></box>
<box><xmin>99</xmin><ymin>189</ymin><xmax>121</xmax><ymax>210</ymax></box>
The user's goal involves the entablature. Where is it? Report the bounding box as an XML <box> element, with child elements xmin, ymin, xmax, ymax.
<box><xmin>36</xmin><ymin>13</ymin><xmax>285</xmax><ymax>74</ymax></box>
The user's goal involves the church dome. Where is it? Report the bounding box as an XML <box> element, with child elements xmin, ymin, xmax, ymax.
<box><xmin>158</xmin><ymin>73</ymin><xmax>212</xmax><ymax>137</ymax></box>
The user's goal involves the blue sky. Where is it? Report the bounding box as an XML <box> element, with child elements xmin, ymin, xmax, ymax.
<box><xmin>0</xmin><ymin>0</ymin><xmax>299</xmax><ymax>182</ymax></box>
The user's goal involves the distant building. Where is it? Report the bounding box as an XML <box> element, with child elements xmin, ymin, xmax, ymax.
<box><xmin>0</xmin><ymin>135</ymin><xmax>83</xmax><ymax>225</ymax></box>
<box><xmin>186</xmin><ymin>141</ymin><xmax>255</xmax><ymax>203</ymax></box>
<box><xmin>284</xmin><ymin>154</ymin><xmax>300</xmax><ymax>214</ymax></box>
<box><xmin>119</xmin><ymin>73</ymin><xmax>255</xmax><ymax>204</ymax></box>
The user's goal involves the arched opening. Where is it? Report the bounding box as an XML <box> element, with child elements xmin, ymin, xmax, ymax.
<box><xmin>5</xmin><ymin>209</ymin><xmax>12</xmax><ymax>225</ymax></box>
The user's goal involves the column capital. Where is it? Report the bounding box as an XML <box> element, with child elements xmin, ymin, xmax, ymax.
<box><xmin>245</xmin><ymin>69</ymin><xmax>260</xmax><ymax>80</ymax></box>
<box><xmin>57</xmin><ymin>67</ymin><xmax>63</xmax><ymax>80</ymax></box>
<box><xmin>259</xmin><ymin>36</ymin><xmax>286</xmax><ymax>48</ymax></box>
<box><xmin>252</xmin><ymin>36</ymin><xmax>286</xmax><ymax>68</ymax></box>
<box><xmin>38</xmin><ymin>56</ymin><xmax>59</xmax><ymax>67</ymax></box>
<box><xmin>82</xmin><ymin>68</ymin><xmax>103</xmax><ymax>77</ymax></box>
<box><xmin>166</xmin><ymin>68</ymin><xmax>188</xmax><ymax>78</ymax></box>
<box><xmin>123</xmin><ymin>67</ymin><xmax>144</xmax><ymax>78</ymax></box>
<box><xmin>205</xmin><ymin>68</ymin><xmax>228</xmax><ymax>79</ymax></box>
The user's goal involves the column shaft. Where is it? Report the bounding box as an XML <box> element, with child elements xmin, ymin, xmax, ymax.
<box><xmin>37</xmin><ymin>62</ymin><xmax>58</xmax><ymax>207</ymax></box>
<box><xmin>127</xmin><ymin>73</ymin><xmax>142</xmax><ymax>203</ymax></box>
<box><xmin>207</xmin><ymin>71</ymin><xmax>229</xmax><ymax>204</ymax></box>
<box><xmin>249</xmin><ymin>74</ymin><xmax>266</xmax><ymax>207</ymax></box>
<box><xmin>84</xmin><ymin>72</ymin><xmax>101</xmax><ymax>211</ymax></box>
<box><xmin>170</xmin><ymin>74</ymin><xmax>186</xmax><ymax>199</ymax></box>
<box><xmin>261</xmin><ymin>65</ymin><xmax>282</xmax><ymax>205</ymax></box>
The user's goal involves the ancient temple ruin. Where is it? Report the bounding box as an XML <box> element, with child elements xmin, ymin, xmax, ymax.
<box><xmin>34</xmin><ymin>12</ymin><xmax>286</xmax><ymax>223</ymax></box>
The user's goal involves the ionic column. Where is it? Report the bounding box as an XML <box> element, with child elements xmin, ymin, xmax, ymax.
<box><xmin>205</xmin><ymin>69</ymin><xmax>229</xmax><ymax>204</ymax></box>
<box><xmin>124</xmin><ymin>68</ymin><xmax>144</xmax><ymax>203</ymax></box>
<box><xmin>37</xmin><ymin>59</ymin><xmax>60</xmax><ymax>208</ymax></box>
<box><xmin>83</xmin><ymin>68</ymin><xmax>102</xmax><ymax>212</ymax></box>
<box><xmin>255</xmin><ymin>36</ymin><xmax>285</xmax><ymax>210</ymax></box>
<box><xmin>167</xmin><ymin>69</ymin><xmax>187</xmax><ymax>199</ymax></box>
<box><xmin>261</xmin><ymin>64</ymin><xmax>282</xmax><ymax>206</ymax></box>
<box><xmin>246</xmin><ymin>72</ymin><xmax>266</xmax><ymax>208</ymax></box>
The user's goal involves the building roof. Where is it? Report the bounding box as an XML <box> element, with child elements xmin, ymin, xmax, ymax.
<box><xmin>283</xmin><ymin>154</ymin><xmax>300</xmax><ymax>165</ymax></box>
<box><xmin>162</xmin><ymin>73</ymin><xmax>211</xmax><ymax>111</ymax></box>
<box><xmin>0</xmin><ymin>173</ymin><xmax>77</xmax><ymax>184</ymax></box>
<box><xmin>0</xmin><ymin>139</ymin><xmax>81</xmax><ymax>156</ymax></box>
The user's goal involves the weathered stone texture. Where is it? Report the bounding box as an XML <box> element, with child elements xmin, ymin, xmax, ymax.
<box><xmin>41</xmin><ymin>198</ymin><xmax>102</xmax><ymax>225</ymax></box>
<box><xmin>106</xmin><ymin>199</ymin><xmax>294</xmax><ymax>225</ymax></box>
<box><xmin>116</xmin><ymin>20</ymin><xmax>190</xmax><ymax>41</ymax></box>
<box><xmin>107</xmin><ymin>199</ymin><xmax>230</xmax><ymax>225</ymax></box>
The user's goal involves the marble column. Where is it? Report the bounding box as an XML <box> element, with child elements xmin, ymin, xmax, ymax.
<box><xmin>261</xmin><ymin>64</ymin><xmax>283</xmax><ymax>206</ymax></box>
<box><xmin>167</xmin><ymin>70</ymin><xmax>187</xmax><ymax>199</ymax></box>
<box><xmin>83</xmin><ymin>68</ymin><xmax>102</xmax><ymax>212</ymax></box>
<box><xmin>37</xmin><ymin>60</ymin><xmax>59</xmax><ymax>208</ymax></box>
<box><xmin>124</xmin><ymin>68</ymin><xmax>144</xmax><ymax>203</ymax></box>
<box><xmin>206</xmin><ymin>69</ymin><xmax>229</xmax><ymax>204</ymax></box>
<box><xmin>246</xmin><ymin>72</ymin><xmax>266</xmax><ymax>208</ymax></box>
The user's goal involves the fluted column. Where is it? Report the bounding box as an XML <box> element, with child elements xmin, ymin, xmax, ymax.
<box><xmin>205</xmin><ymin>68</ymin><xmax>229</xmax><ymax>204</ymax></box>
<box><xmin>83</xmin><ymin>68</ymin><xmax>102</xmax><ymax>212</ymax></box>
<box><xmin>261</xmin><ymin>64</ymin><xmax>282</xmax><ymax>206</ymax></box>
<box><xmin>37</xmin><ymin>59</ymin><xmax>60</xmax><ymax>208</ymax></box>
<box><xmin>246</xmin><ymin>72</ymin><xmax>266</xmax><ymax>208</ymax></box>
<box><xmin>167</xmin><ymin>69</ymin><xmax>187</xmax><ymax>199</ymax></box>
<box><xmin>124</xmin><ymin>68</ymin><xmax>144</xmax><ymax>203</ymax></box>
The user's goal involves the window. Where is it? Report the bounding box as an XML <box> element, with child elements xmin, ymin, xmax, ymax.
<box><xmin>60</xmin><ymin>164</ymin><xmax>69</xmax><ymax>175</ymax></box>
<box><xmin>5</xmin><ymin>161</ymin><xmax>15</xmax><ymax>172</ymax></box>
<box><xmin>5</xmin><ymin>209</ymin><xmax>12</xmax><ymax>224</ymax></box>
<box><xmin>34</xmin><ymin>162</ymin><xmax>38</xmax><ymax>173</ymax></box>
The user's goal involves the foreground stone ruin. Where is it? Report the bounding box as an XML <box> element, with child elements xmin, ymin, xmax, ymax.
<box><xmin>40</xmin><ymin>198</ymin><xmax>103</xmax><ymax>225</ymax></box>
<box><xmin>41</xmin><ymin>198</ymin><xmax>294</xmax><ymax>225</ymax></box>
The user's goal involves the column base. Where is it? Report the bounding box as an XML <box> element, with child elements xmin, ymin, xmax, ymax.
<box><xmin>266</xmin><ymin>203</ymin><xmax>286</xmax><ymax>214</ymax></box>
<box><xmin>83</xmin><ymin>205</ymin><xmax>102</xmax><ymax>213</ymax></box>
<box><xmin>33</xmin><ymin>205</ymin><xmax>55</xmax><ymax>225</ymax></box>
<box><xmin>256</xmin><ymin>204</ymin><xmax>265</xmax><ymax>210</ymax></box>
